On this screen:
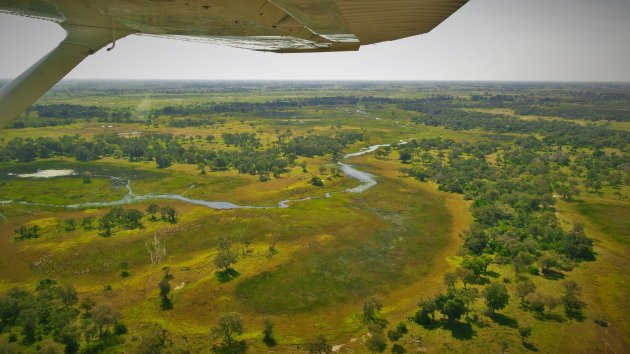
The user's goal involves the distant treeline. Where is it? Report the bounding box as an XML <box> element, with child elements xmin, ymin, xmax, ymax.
<box><xmin>403</xmin><ymin>104</ymin><xmax>630</xmax><ymax>149</ymax></box>
<box><xmin>16</xmin><ymin>92</ymin><xmax>630</xmax><ymax>132</ymax></box>
<box><xmin>9</xmin><ymin>104</ymin><xmax>133</xmax><ymax>128</ymax></box>
<box><xmin>13</xmin><ymin>97</ymin><xmax>398</xmax><ymax>128</ymax></box>
<box><xmin>21</xmin><ymin>97</ymin><xmax>399</xmax><ymax>121</ymax></box>
<box><xmin>26</xmin><ymin>104</ymin><xmax>131</xmax><ymax>120</ymax></box>
<box><xmin>28</xmin><ymin>104</ymin><xmax>109</xmax><ymax>118</ymax></box>
<box><xmin>470</xmin><ymin>93</ymin><xmax>630</xmax><ymax>121</ymax></box>
<box><xmin>512</xmin><ymin>106</ymin><xmax>630</xmax><ymax>122</ymax></box>
<box><xmin>155</xmin><ymin>96</ymin><xmax>400</xmax><ymax>116</ymax></box>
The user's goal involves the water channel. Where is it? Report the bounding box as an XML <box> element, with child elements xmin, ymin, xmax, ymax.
<box><xmin>1</xmin><ymin>141</ymin><xmax>406</xmax><ymax>210</ymax></box>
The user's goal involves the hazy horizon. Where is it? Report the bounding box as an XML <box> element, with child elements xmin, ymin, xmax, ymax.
<box><xmin>3</xmin><ymin>78</ymin><xmax>630</xmax><ymax>84</ymax></box>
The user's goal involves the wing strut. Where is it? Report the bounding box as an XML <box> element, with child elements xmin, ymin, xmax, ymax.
<box><xmin>0</xmin><ymin>24</ymin><xmax>132</xmax><ymax>128</ymax></box>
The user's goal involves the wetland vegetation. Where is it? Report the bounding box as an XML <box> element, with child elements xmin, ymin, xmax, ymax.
<box><xmin>0</xmin><ymin>81</ymin><xmax>628</xmax><ymax>353</ymax></box>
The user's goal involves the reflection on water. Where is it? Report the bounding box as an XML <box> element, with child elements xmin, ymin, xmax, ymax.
<box><xmin>12</xmin><ymin>169</ymin><xmax>75</xmax><ymax>178</ymax></box>
<box><xmin>339</xmin><ymin>163</ymin><xmax>376</xmax><ymax>194</ymax></box>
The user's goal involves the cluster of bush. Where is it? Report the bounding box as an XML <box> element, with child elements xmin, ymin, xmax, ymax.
<box><xmin>0</xmin><ymin>279</ymin><xmax>126</xmax><ymax>353</ymax></box>
<box><xmin>15</xmin><ymin>205</ymin><xmax>178</xmax><ymax>240</ymax></box>
<box><xmin>13</xmin><ymin>225</ymin><xmax>41</xmax><ymax>240</ymax></box>
<box><xmin>399</xmin><ymin>137</ymin><xmax>602</xmax><ymax>267</ymax></box>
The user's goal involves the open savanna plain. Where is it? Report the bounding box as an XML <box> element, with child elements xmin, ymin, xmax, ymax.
<box><xmin>0</xmin><ymin>82</ymin><xmax>628</xmax><ymax>353</ymax></box>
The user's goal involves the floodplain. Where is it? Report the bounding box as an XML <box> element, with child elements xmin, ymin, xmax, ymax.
<box><xmin>0</xmin><ymin>81</ymin><xmax>628</xmax><ymax>353</ymax></box>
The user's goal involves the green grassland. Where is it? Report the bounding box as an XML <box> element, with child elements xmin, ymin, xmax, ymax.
<box><xmin>0</xmin><ymin>174</ymin><xmax>124</xmax><ymax>205</ymax></box>
<box><xmin>0</xmin><ymin>154</ymin><xmax>460</xmax><ymax>353</ymax></box>
<box><xmin>0</xmin><ymin>82</ymin><xmax>628</xmax><ymax>353</ymax></box>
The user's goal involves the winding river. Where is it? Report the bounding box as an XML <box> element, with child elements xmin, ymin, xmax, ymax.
<box><xmin>1</xmin><ymin>142</ymin><xmax>406</xmax><ymax>211</ymax></box>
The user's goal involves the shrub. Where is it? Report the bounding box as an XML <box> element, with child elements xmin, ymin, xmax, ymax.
<box><xmin>387</xmin><ymin>330</ymin><xmax>402</xmax><ymax>341</ymax></box>
<box><xmin>310</xmin><ymin>177</ymin><xmax>324</xmax><ymax>186</ymax></box>
<box><xmin>391</xmin><ymin>343</ymin><xmax>406</xmax><ymax>353</ymax></box>
<box><xmin>114</xmin><ymin>323</ymin><xmax>128</xmax><ymax>335</ymax></box>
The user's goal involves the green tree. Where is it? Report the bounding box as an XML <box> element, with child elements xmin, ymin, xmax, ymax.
<box><xmin>63</xmin><ymin>218</ymin><xmax>77</xmax><ymax>232</ymax></box>
<box><xmin>122</xmin><ymin>209</ymin><xmax>144</xmax><ymax>229</ymax></box>
<box><xmin>75</xmin><ymin>146</ymin><xmax>97</xmax><ymax>162</ymax></box>
<box><xmin>375</xmin><ymin>146</ymin><xmax>391</xmax><ymax>160</ymax></box>
<box><xmin>366</xmin><ymin>332</ymin><xmax>387</xmax><ymax>353</ymax></box>
<box><xmin>443</xmin><ymin>271</ymin><xmax>457</xmax><ymax>289</ymax></box>
<box><xmin>305</xmin><ymin>335</ymin><xmax>332</xmax><ymax>354</ymax></box>
<box><xmin>515</xmin><ymin>279</ymin><xmax>536</xmax><ymax>304</ymax></box>
<box><xmin>483</xmin><ymin>282</ymin><xmax>509</xmax><ymax>315</ymax></box>
<box><xmin>561</xmin><ymin>280</ymin><xmax>585</xmax><ymax>318</ymax></box>
<box><xmin>136</xmin><ymin>329</ymin><xmax>167</xmax><ymax>354</ymax></box>
<box><xmin>57</xmin><ymin>283</ymin><xmax>78</xmax><ymax>307</ymax></box>
<box><xmin>59</xmin><ymin>325</ymin><xmax>81</xmax><ymax>353</ymax></box>
<box><xmin>399</xmin><ymin>149</ymin><xmax>412</xmax><ymax>164</ymax></box>
<box><xmin>81</xmin><ymin>216</ymin><xmax>95</xmax><ymax>230</ymax></box>
<box><xmin>160</xmin><ymin>206</ymin><xmax>177</xmax><ymax>223</ymax></box>
<box><xmin>310</xmin><ymin>176</ymin><xmax>324</xmax><ymax>186</ymax></box>
<box><xmin>363</xmin><ymin>296</ymin><xmax>383</xmax><ymax>322</ymax></box>
<box><xmin>395</xmin><ymin>322</ymin><xmax>407</xmax><ymax>334</ymax></box>
<box><xmin>158</xmin><ymin>278</ymin><xmax>172</xmax><ymax>310</ymax></box>
<box><xmin>82</xmin><ymin>172</ymin><xmax>92</xmax><ymax>184</ymax></box>
<box><xmin>98</xmin><ymin>215</ymin><xmax>115</xmax><ymax>237</ymax></box>
<box><xmin>91</xmin><ymin>304</ymin><xmax>119</xmax><ymax>337</ymax></box>
<box><xmin>391</xmin><ymin>343</ymin><xmax>406</xmax><ymax>353</ymax></box>
<box><xmin>461</xmin><ymin>256</ymin><xmax>489</xmax><ymax>278</ymax></box>
<box><xmin>155</xmin><ymin>154</ymin><xmax>172</xmax><ymax>168</ymax></box>
<box><xmin>13</xmin><ymin>142</ymin><xmax>37</xmax><ymax>162</ymax></box>
<box><xmin>146</xmin><ymin>204</ymin><xmax>159</xmax><ymax>221</ymax></box>
<box><xmin>441</xmin><ymin>296</ymin><xmax>466</xmax><ymax>324</ymax></box>
<box><xmin>14</xmin><ymin>224</ymin><xmax>41</xmax><ymax>240</ymax></box>
<box><xmin>262</xmin><ymin>318</ymin><xmax>276</xmax><ymax>346</ymax></box>
<box><xmin>18</xmin><ymin>308</ymin><xmax>37</xmax><ymax>344</ymax></box>
<box><xmin>211</xmin><ymin>312</ymin><xmax>243</xmax><ymax>348</ymax></box>
<box><xmin>455</xmin><ymin>267</ymin><xmax>476</xmax><ymax>289</ymax></box>
<box><xmin>518</xmin><ymin>326</ymin><xmax>532</xmax><ymax>344</ymax></box>
<box><xmin>415</xmin><ymin>298</ymin><xmax>438</xmax><ymax>324</ymax></box>
<box><xmin>214</xmin><ymin>250</ymin><xmax>237</xmax><ymax>273</ymax></box>
<box><xmin>459</xmin><ymin>287</ymin><xmax>479</xmax><ymax>318</ymax></box>
<box><xmin>539</xmin><ymin>254</ymin><xmax>559</xmax><ymax>275</ymax></box>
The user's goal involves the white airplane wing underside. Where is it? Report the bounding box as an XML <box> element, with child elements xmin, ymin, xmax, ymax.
<box><xmin>0</xmin><ymin>0</ymin><xmax>468</xmax><ymax>126</ymax></box>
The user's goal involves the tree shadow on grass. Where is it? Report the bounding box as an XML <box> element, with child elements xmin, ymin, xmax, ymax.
<box><xmin>491</xmin><ymin>313</ymin><xmax>518</xmax><ymax>328</ymax></box>
<box><xmin>371</xmin><ymin>317</ymin><xmax>389</xmax><ymax>328</ymax></box>
<box><xmin>263</xmin><ymin>336</ymin><xmax>277</xmax><ymax>347</ymax></box>
<box><xmin>471</xmin><ymin>277</ymin><xmax>491</xmax><ymax>285</ymax></box>
<box><xmin>443</xmin><ymin>321</ymin><xmax>475</xmax><ymax>340</ymax></box>
<box><xmin>524</xmin><ymin>341</ymin><xmax>539</xmax><ymax>352</ymax></box>
<box><xmin>469</xmin><ymin>314</ymin><xmax>491</xmax><ymax>328</ymax></box>
<box><xmin>212</xmin><ymin>341</ymin><xmax>247</xmax><ymax>354</ymax></box>
<box><xmin>416</xmin><ymin>318</ymin><xmax>441</xmax><ymax>330</ymax></box>
<box><xmin>485</xmin><ymin>270</ymin><xmax>501</xmax><ymax>279</ymax></box>
<box><xmin>534</xmin><ymin>312</ymin><xmax>565</xmax><ymax>323</ymax></box>
<box><xmin>542</xmin><ymin>270</ymin><xmax>565</xmax><ymax>280</ymax></box>
<box><xmin>416</xmin><ymin>318</ymin><xmax>475</xmax><ymax>340</ymax></box>
<box><xmin>216</xmin><ymin>269</ymin><xmax>240</xmax><ymax>283</ymax></box>
<box><xmin>566</xmin><ymin>310</ymin><xmax>586</xmax><ymax>322</ymax></box>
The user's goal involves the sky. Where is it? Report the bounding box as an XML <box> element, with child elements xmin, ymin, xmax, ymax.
<box><xmin>0</xmin><ymin>0</ymin><xmax>629</xmax><ymax>82</ymax></box>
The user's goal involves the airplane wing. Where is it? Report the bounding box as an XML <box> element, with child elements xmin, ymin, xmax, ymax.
<box><xmin>0</xmin><ymin>0</ymin><xmax>468</xmax><ymax>127</ymax></box>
